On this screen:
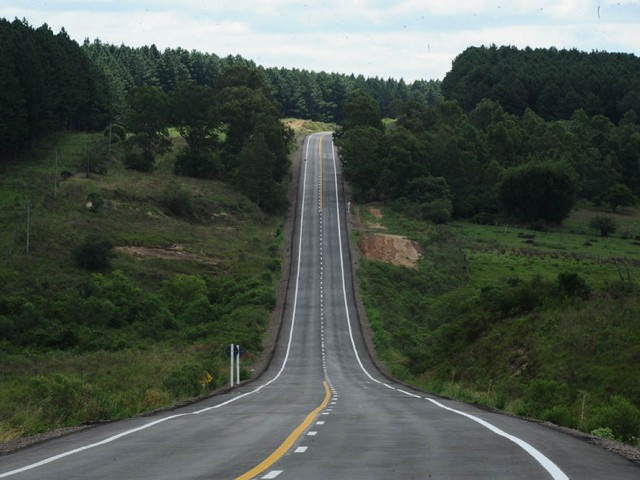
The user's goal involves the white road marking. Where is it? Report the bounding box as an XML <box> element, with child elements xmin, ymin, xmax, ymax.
<box><xmin>308</xmin><ymin>431</ymin><xmax>317</xmax><ymax>436</ymax></box>
<box><xmin>262</xmin><ymin>470</ymin><xmax>283</xmax><ymax>479</ymax></box>
<box><xmin>295</xmin><ymin>447</ymin><xmax>308</xmax><ymax>453</ymax></box>
<box><xmin>327</xmin><ymin>138</ymin><xmax>570</xmax><ymax>480</ymax></box>
<box><xmin>317</xmin><ymin>421</ymin><xmax>325</xmax><ymax>425</ymax></box>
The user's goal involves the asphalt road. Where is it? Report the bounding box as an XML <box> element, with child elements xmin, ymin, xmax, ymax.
<box><xmin>1</xmin><ymin>132</ymin><xmax>638</xmax><ymax>479</ymax></box>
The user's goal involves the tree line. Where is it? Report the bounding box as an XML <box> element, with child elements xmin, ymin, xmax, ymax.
<box><xmin>81</xmin><ymin>39</ymin><xmax>441</xmax><ymax>122</ymax></box>
<box><xmin>442</xmin><ymin>45</ymin><xmax>640</xmax><ymax>124</ymax></box>
<box><xmin>121</xmin><ymin>65</ymin><xmax>293</xmax><ymax>213</ymax></box>
<box><xmin>337</xmin><ymin>93</ymin><xmax>640</xmax><ymax>225</ymax></box>
<box><xmin>0</xmin><ymin>19</ymin><xmax>112</xmax><ymax>158</ymax></box>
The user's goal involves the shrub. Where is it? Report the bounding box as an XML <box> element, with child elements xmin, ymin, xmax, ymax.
<box><xmin>174</xmin><ymin>150</ymin><xmax>222</xmax><ymax>179</ymax></box>
<box><xmin>86</xmin><ymin>192</ymin><xmax>105</xmax><ymax>212</ymax></box>
<box><xmin>480</xmin><ymin>276</ymin><xmax>552</xmax><ymax>318</ymax></box>
<box><xmin>589</xmin><ymin>215</ymin><xmax>617</xmax><ymax>237</ymax></box>
<box><xmin>591</xmin><ymin>395</ymin><xmax>640</xmax><ymax>443</ymax></box>
<box><xmin>472</xmin><ymin>212</ymin><xmax>497</xmax><ymax>225</ymax></box>
<box><xmin>541</xmin><ymin>405</ymin><xmax>578</xmax><ymax>429</ymax></box>
<box><xmin>163</xmin><ymin>364</ymin><xmax>205</xmax><ymax>398</ymax></box>
<box><xmin>421</xmin><ymin>199</ymin><xmax>453</xmax><ymax>224</ymax></box>
<box><xmin>73</xmin><ymin>235</ymin><xmax>114</xmax><ymax>271</ymax></box>
<box><xmin>557</xmin><ymin>272</ymin><xmax>591</xmax><ymax>299</ymax></box>
<box><xmin>124</xmin><ymin>151</ymin><xmax>155</xmax><ymax>172</ymax></box>
<box><xmin>522</xmin><ymin>379</ymin><xmax>570</xmax><ymax>418</ymax></box>
<box><xmin>161</xmin><ymin>181</ymin><xmax>193</xmax><ymax>217</ymax></box>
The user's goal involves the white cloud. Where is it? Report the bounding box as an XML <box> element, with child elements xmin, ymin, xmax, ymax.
<box><xmin>3</xmin><ymin>0</ymin><xmax>640</xmax><ymax>81</ymax></box>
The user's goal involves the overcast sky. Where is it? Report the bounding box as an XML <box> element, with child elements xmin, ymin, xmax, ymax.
<box><xmin>3</xmin><ymin>0</ymin><xmax>640</xmax><ymax>82</ymax></box>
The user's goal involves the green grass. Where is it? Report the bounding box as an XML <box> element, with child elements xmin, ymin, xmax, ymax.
<box><xmin>0</xmin><ymin>130</ymin><xmax>288</xmax><ymax>441</ymax></box>
<box><xmin>355</xmin><ymin>203</ymin><xmax>640</xmax><ymax>444</ymax></box>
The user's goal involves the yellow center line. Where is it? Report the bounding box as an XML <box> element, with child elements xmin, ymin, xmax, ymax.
<box><xmin>319</xmin><ymin>135</ymin><xmax>323</xmax><ymax>212</ymax></box>
<box><xmin>235</xmin><ymin>381</ymin><xmax>332</xmax><ymax>480</ymax></box>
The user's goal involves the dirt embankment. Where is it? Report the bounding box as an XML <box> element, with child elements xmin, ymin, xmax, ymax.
<box><xmin>358</xmin><ymin>207</ymin><xmax>421</xmax><ymax>268</ymax></box>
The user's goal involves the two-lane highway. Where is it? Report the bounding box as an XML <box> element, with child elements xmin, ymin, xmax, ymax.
<box><xmin>1</xmin><ymin>133</ymin><xmax>638</xmax><ymax>479</ymax></box>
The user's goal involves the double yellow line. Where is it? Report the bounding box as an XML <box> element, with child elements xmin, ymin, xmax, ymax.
<box><xmin>235</xmin><ymin>381</ymin><xmax>331</xmax><ymax>480</ymax></box>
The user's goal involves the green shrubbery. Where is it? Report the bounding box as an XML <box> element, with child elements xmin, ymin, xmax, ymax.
<box><xmin>73</xmin><ymin>235</ymin><xmax>114</xmax><ymax>271</ymax></box>
<box><xmin>358</xmin><ymin>213</ymin><xmax>640</xmax><ymax>445</ymax></box>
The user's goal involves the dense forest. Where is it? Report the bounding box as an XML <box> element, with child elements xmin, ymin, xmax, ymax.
<box><xmin>338</xmin><ymin>48</ymin><xmax>640</xmax><ymax>225</ymax></box>
<box><xmin>0</xmin><ymin>19</ymin><xmax>112</xmax><ymax>158</ymax></box>
<box><xmin>0</xmin><ymin>17</ymin><xmax>441</xmax><ymax>210</ymax></box>
<box><xmin>442</xmin><ymin>45</ymin><xmax>640</xmax><ymax>123</ymax></box>
<box><xmin>81</xmin><ymin>39</ymin><xmax>441</xmax><ymax>123</ymax></box>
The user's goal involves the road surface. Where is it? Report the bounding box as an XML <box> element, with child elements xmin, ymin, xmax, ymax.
<box><xmin>1</xmin><ymin>132</ymin><xmax>638</xmax><ymax>479</ymax></box>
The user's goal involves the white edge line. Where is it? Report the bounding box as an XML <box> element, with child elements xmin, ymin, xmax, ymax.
<box><xmin>0</xmin><ymin>134</ymin><xmax>317</xmax><ymax>479</ymax></box>
<box><xmin>328</xmin><ymin>138</ymin><xmax>569</xmax><ymax>480</ymax></box>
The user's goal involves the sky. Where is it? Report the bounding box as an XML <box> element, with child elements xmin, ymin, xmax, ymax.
<box><xmin>3</xmin><ymin>0</ymin><xmax>640</xmax><ymax>82</ymax></box>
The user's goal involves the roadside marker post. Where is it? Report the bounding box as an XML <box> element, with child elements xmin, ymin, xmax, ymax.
<box><xmin>236</xmin><ymin>345</ymin><xmax>240</xmax><ymax>385</ymax></box>
<box><xmin>229</xmin><ymin>343</ymin><xmax>234</xmax><ymax>387</ymax></box>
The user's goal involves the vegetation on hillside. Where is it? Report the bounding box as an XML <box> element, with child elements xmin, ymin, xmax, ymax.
<box><xmin>0</xmin><ymin>129</ymin><xmax>292</xmax><ymax>440</ymax></box>
<box><xmin>357</xmin><ymin>205</ymin><xmax>640</xmax><ymax>445</ymax></box>
<box><xmin>0</xmin><ymin>19</ymin><xmax>112</xmax><ymax>159</ymax></box>
<box><xmin>442</xmin><ymin>45</ymin><xmax>640</xmax><ymax>123</ymax></box>
<box><xmin>337</xmin><ymin>91</ymin><xmax>640</xmax><ymax>223</ymax></box>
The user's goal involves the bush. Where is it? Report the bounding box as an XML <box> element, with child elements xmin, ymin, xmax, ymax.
<box><xmin>480</xmin><ymin>276</ymin><xmax>552</xmax><ymax>319</ymax></box>
<box><xmin>73</xmin><ymin>235</ymin><xmax>114</xmax><ymax>271</ymax></box>
<box><xmin>557</xmin><ymin>272</ymin><xmax>591</xmax><ymax>299</ymax></box>
<box><xmin>86</xmin><ymin>192</ymin><xmax>105</xmax><ymax>212</ymax></box>
<box><xmin>161</xmin><ymin>181</ymin><xmax>194</xmax><ymax>217</ymax></box>
<box><xmin>541</xmin><ymin>405</ymin><xmax>578</xmax><ymax>429</ymax></box>
<box><xmin>589</xmin><ymin>215</ymin><xmax>617</xmax><ymax>237</ymax></box>
<box><xmin>472</xmin><ymin>212</ymin><xmax>497</xmax><ymax>225</ymax></box>
<box><xmin>421</xmin><ymin>199</ymin><xmax>453</xmax><ymax>224</ymax></box>
<box><xmin>522</xmin><ymin>379</ymin><xmax>570</xmax><ymax>418</ymax></box>
<box><xmin>163</xmin><ymin>364</ymin><xmax>205</xmax><ymax>398</ymax></box>
<box><xmin>174</xmin><ymin>149</ymin><xmax>222</xmax><ymax>179</ymax></box>
<box><xmin>591</xmin><ymin>395</ymin><xmax>640</xmax><ymax>443</ymax></box>
<box><xmin>124</xmin><ymin>151</ymin><xmax>155</xmax><ymax>172</ymax></box>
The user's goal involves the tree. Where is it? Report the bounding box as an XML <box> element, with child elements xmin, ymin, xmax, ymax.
<box><xmin>342</xmin><ymin>89</ymin><xmax>383</xmax><ymax>132</ymax></box>
<box><xmin>605</xmin><ymin>183</ymin><xmax>637</xmax><ymax>213</ymax></box>
<box><xmin>234</xmin><ymin>132</ymin><xmax>288</xmax><ymax>213</ymax></box>
<box><xmin>123</xmin><ymin>86</ymin><xmax>171</xmax><ymax>171</ymax></box>
<box><xmin>589</xmin><ymin>215</ymin><xmax>617</xmax><ymax>237</ymax></box>
<box><xmin>338</xmin><ymin>126</ymin><xmax>384</xmax><ymax>201</ymax></box>
<box><xmin>498</xmin><ymin>162</ymin><xmax>577</xmax><ymax>224</ymax></box>
<box><xmin>170</xmin><ymin>81</ymin><xmax>219</xmax><ymax>154</ymax></box>
<box><xmin>73</xmin><ymin>235</ymin><xmax>114</xmax><ymax>271</ymax></box>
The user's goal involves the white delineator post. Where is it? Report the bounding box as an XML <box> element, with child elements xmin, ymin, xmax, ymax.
<box><xmin>230</xmin><ymin>343</ymin><xmax>234</xmax><ymax>387</ymax></box>
<box><xmin>236</xmin><ymin>345</ymin><xmax>240</xmax><ymax>385</ymax></box>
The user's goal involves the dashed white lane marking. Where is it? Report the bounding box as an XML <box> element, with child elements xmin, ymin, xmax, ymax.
<box><xmin>316</xmin><ymin>421</ymin><xmax>325</xmax><ymax>425</ymax></box>
<box><xmin>295</xmin><ymin>447</ymin><xmax>308</xmax><ymax>453</ymax></box>
<box><xmin>261</xmin><ymin>470</ymin><xmax>283</xmax><ymax>479</ymax></box>
<box><xmin>307</xmin><ymin>431</ymin><xmax>317</xmax><ymax>436</ymax></box>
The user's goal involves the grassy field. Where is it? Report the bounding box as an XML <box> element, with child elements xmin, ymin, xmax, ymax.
<box><xmin>455</xmin><ymin>209</ymin><xmax>640</xmax><ymax>289</ymax></box>
<box><xmin>355</xmin><ymin>204</ymin><xmax>640</xmax><ymax>445</ymax></box>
